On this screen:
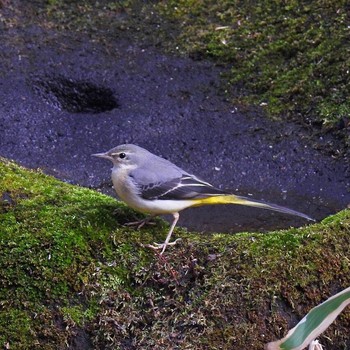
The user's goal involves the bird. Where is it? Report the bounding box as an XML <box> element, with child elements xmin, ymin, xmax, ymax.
<box><xmin>92</xmin><ymin>144</ymin><xmax>314</xmax><ymax>254</ymax></box>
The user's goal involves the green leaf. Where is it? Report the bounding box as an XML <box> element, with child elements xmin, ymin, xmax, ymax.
<box><xmin>266</xmin><ymin>286</ymin><xmax>350</xmax><ymax>350</ymax></box>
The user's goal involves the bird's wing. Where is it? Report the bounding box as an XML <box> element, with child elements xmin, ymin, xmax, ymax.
<box><xmin>139</xmin><ymin>174</ymin><xmax>226</xmax><ymax>200</ymax></box>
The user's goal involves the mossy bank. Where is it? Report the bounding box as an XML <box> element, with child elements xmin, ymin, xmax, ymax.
<box><xmin>0</xmin><ymin>158</ymin><xmax>349</xmax><ymax>349</ymax></box>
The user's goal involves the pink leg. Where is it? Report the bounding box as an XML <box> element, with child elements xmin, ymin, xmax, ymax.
<box><xmin>145</xmin><ymin>212</ymin><xmax>181</xmax><ymax>254</ymax></box>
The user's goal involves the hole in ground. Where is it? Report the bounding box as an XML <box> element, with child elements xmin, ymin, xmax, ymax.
<box><xmin>32</xmin><ymin>75</ymin><xmax>119</xmax><ymax>113</ymax></box>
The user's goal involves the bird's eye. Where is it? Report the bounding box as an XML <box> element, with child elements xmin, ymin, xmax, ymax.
<box><xmin>119</xmin><ymin>152</ymin><xmax>126</xmax><ymax>159</ymax></box>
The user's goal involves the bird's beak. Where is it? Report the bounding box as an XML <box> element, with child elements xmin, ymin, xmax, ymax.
<box><xmin>91</xmin><ymin>152</ymin><xmax>112</xmax><ymax>160</ymax></box>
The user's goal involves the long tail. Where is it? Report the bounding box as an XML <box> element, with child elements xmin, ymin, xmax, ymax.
<box><xmin>195</xmin><ymin>194</ymin><xmax>315</xmax><ymax>221</ymax></box>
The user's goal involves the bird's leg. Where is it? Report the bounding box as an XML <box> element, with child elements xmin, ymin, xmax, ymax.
<box><xmin>145</xmin><ymin>213</ymin><xmax>181</xmax><ymax>255</ymax></box>
<box><xmin>160</xmin><ymin>212</ymin><xmax>180</xmax><ymax>254</ymax></box>
<box><xmin>124</xmin><ymin>215</ymin><xmax>156</xmax><ymax>229</ymax></box>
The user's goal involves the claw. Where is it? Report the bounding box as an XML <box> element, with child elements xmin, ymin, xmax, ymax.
<box><xmin>123</xmin><ymin>216</ymin><xmax>156</xmax><ymax>229</ymax></box>
<box><xmin>144</xmin><ymin>238</ymin><xmax>182</xmax><ymax>254</ymax></box>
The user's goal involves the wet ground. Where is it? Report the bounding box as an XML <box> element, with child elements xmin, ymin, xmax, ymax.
<box><xmin>0</xmin><ymin>3</ymin><xmax>349</xmax><ymax>234</ymax></box>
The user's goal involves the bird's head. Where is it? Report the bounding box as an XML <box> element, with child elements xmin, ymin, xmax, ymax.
<box><xmin>92</xmin><ymin>144</ymin><xmax>149</xmax><ymax>169</ymax></box>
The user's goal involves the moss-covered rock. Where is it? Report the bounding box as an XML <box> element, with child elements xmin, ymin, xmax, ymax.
<box><xmin>0</xmin><ymin>158</ymin><xmax>349</xmax><ymax>349</ymax></box>
<box><xmin>156</xmin><ymin>1</ymin><xmax>350</xmax><ymax>128</ymax></box>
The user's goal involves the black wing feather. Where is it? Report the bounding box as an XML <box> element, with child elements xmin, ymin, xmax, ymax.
<box><xmin>140</xmin><ymin>174</ymin><xmax>225</xmax><ymax>200</ymax></box>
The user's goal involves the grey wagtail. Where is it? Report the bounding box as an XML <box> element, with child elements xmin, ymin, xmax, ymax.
<box><xmin>93</xmin><ymin>144</ymin><xmax>314</xmax><ymax>254</ymax></box>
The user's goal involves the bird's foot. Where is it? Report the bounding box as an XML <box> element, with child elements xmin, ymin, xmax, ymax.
<box><xmin>143</xmin><ymin>238</ymin><xmax>182</xmax><ymax>255</ymax></box>
<box><xmin>123</xmin><ymin>216</ymin><xmax>156</xmax><ymax>229</ymax></box>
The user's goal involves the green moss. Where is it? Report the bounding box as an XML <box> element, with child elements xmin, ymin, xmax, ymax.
<box><xmin>0</xmin><ymin>310</ymin><xmax>34</xmax><ymax>349</ymax></box>
<box><xmin>60</xmin><ymin>305</ymin><xmax>93</xmax><ymax>327</ymax></box>
<box><xmin>156</xmin><ymin>0</ymin><xmax>350</xmax><ymax>129</ymax></box>
<box><xmin>0</xmin><ymin>158</ymin><xmax>154</xmax><ymax>347</ymax></box>
<box><xmin>0</xmin><ymin>159</ymin><xmax>349</xmax><ymax>349</ymax></box>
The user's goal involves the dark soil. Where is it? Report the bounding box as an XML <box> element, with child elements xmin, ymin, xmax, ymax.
<box><xmin>0</xmin><ymin>1</ymin><xmax>348</xmax><ymax>234</ymax></box>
